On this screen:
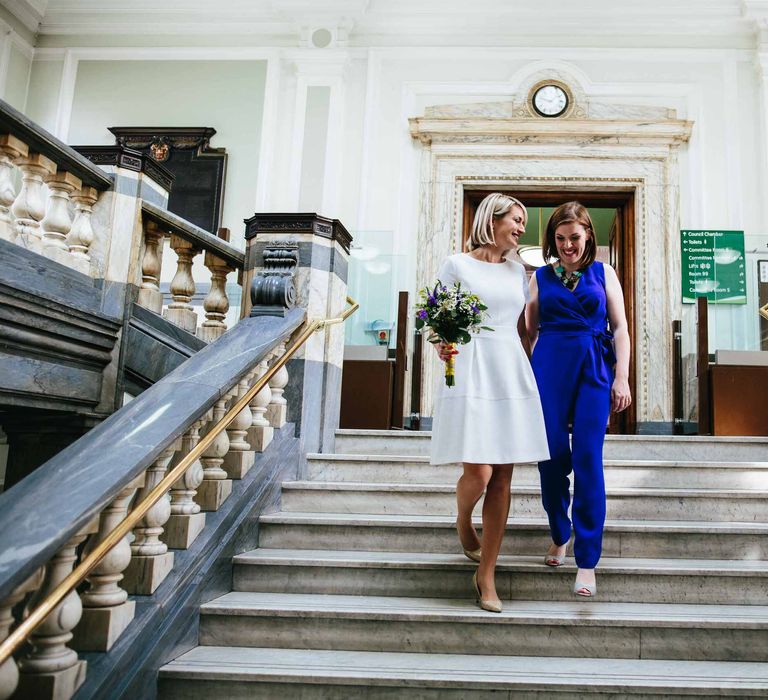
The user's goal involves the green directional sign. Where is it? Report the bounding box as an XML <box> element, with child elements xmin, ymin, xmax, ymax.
<box><xmin>681</xmin><ymin>230</ymin><xmax>746</xmax><ymax>304</ymax></box>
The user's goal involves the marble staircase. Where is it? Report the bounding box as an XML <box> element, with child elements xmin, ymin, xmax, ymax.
<box><xmin>158</xmin><ymin>429</ymin><xmax>768</xmax><ymax>698</ymax></box>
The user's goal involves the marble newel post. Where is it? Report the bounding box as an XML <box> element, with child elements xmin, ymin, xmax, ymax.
<box><xmin>243</xmin><ymin>213</ymin><xmax>351</xmax><ymax>455</ymax></box>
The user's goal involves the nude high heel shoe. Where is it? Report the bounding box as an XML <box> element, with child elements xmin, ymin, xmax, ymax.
<box><xmin>455</xmin><ymin>520</ymin><xmax>482</xmax><ymax>562</ymax></box>
<box><xmin>472</xmin><ymin>571</ymin><xmax>502</xmax><ymax>613</ymax></box>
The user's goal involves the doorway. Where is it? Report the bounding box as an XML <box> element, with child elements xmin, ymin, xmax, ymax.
<box><xmin>462</xmin><ymin>189</ymin><xmax>637</xmax><ymax>434</ymax></box>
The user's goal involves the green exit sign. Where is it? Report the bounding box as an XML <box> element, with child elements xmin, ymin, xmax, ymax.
<box><xmin>681</xmin><ymin>230</ymin><xmax>746</xmax><ymax>304</ymax></box>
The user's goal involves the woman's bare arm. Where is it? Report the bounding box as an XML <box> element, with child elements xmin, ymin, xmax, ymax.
<box><xmin>604</xmin><ymin>264</ymin><xmax>631</xmax><ymax>412</ymax></box>
<box><xmin>524</xmin><ymin>273</ymin><xmax>540</xmax><ymax>351</ymax></box>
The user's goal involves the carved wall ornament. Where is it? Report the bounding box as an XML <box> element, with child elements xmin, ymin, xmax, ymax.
<box><xmin>107</xmin><ymin>127</ymin><xmax>227</xmax><ymax>232</ymax></box>
<box><xmin>250</xmin><ymin>244</ymin><xmax>299</xmax><ymax>317</ymax></box>
<box><xmin>150</xmin><ymin>140</ymin><xmax>170</xmax><ymax>162</ymax></box>
<box><xmin>244</xmin><ymin>213</ymin><xmax>352</xmax><ymax>254</ymax></box>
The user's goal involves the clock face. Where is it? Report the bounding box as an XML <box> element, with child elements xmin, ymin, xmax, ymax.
<box><xmin>532</xmin><ymin>84</ymin><xmax>569</xmax><ymax>118</ymax></box>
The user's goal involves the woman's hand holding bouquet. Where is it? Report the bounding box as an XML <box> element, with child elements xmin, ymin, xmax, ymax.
<box><xmin>415</xmin><ymin>280</ymin><xmax>492</xmax><ymax>387</ymax></box>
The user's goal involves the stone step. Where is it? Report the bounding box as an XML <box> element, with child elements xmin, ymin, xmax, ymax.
<box><xmin>232</xmin><ymin>549</ymin><xmax>768</xmax><ymax>605</ymax></box>
<box><xmin>335</xmin><ymin>429</ymin><xmax>768</xmax><ymax>462</ymax></box>
<box><xmin>281</xmin><ymin>481</ymin><xmax>768</xmax><ymax>522</ymax></box>
<box><xmin>258</xmin><ymin>512</ymin><xmax>768</xmax><ymax>560</ymax></box>
<box><xmin>198</xmin><ymin>592</ymin><xmax>768</xmax><ymax>662</ymax></box>
<box><xmin>158</xmin><ymin>646</ymin><xmax>768</xmax><ymax>698</ymax></box>
<box><xmin>307</xmin><ymin>453</ymin><xmax>768</xmax><ymax>489</ymax></box>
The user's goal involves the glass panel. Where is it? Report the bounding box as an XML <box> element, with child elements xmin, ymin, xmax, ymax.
<box><xmin>707</xmin><ymin>233</ymin><xmax>768</xmax><ymax>353</ymax></box>
<box><xmin>345</xmin><ymin>230</ymin><xmax>408</xmax><ymax>350</ymax></box>
<box><xmin>678</xmin><ymin>232</ymin><xmax>768</xmax><ymax>433</ymax></box>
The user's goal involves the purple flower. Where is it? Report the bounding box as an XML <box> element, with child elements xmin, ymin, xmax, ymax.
<box><xmin>417</xmin><ymin>309</ymin><xmax>428</xmax><ymax>320</ymax></box>
<box><xmin>470</xmin><ymin>304</ymin><xmax>479</xmax><ymax>313</ymax></box>
<box><xmin>427</xmin><ymin>295</ymin><xmax>436</xmax><ymax>307</ymax></box>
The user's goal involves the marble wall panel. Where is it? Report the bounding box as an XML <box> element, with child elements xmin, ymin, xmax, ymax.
<box><xmin>415</xmin><ymin>133</ymin><xmax>687</xmax><ymax>425</ymax></box>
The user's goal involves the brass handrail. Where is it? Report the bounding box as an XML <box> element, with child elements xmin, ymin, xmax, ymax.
<box><xmin>0</xmin><ymin>296</ymin><xmax>359</xmax><ymax>665</ymax></box>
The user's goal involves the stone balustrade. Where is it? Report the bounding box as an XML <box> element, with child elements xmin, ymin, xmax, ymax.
<box><xmin>139</xmin><ymin>201</ymin><xmax>245</xmax><ymax>342</ymax></box>
<box><xmin>0</xmin><ymin>98</ymin><xmax>243</xmax><ymax>347</ymax></box>
<box><xmin>0</xmin><ymin>306</ymin><xmax>306</xmax><ymax>700</ymax></box>
<box><xmin>0</xmin><ymin>100</ymin><xmax>112</xmax><ymax>277</ymax></box>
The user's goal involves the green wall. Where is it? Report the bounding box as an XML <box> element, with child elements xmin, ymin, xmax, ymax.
<box><xmin>68</xmin><ymin>60</ymin><xmax>267</xmax><ymax>245</ymax></box>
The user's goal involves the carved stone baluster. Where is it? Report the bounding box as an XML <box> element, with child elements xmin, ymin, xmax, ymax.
<box><xmin>71</xmin><ymin>474</ymin><xmax>144</xmax><ymax>652</ymax></box>
<box><xmin>0</xmin><ymin>569</ymin><xmax>44</xmax><ymax>700</ymax></box>
<box><xmin>15</xmin><ymin>522</ymin><xmax>96</xmax><ymax>700</ymax></box>
<box><xmin>198</xmin><ymin>252</ymin><xmax>233</xmax><ymax>342</ymax></box>
<box><xmin>246</xmin><ymin>358</ymin><xmax>274</xmax><ymax>452</ymax></box>
<box><xmin>137</xmin><ymin>220</ymin><xmax>165</xmax><ymax>313</ymax></box>
<box><xmin>222</xmin><ymin>374</ymin><xmax>256</xmax><ymax>479</ymax></box>
<box><xmin>163</xmin><ymin>418</ymin><xmax>207</xmax><ymax>549</ymax></box>
<box><xmin>196</xmin><ymin>396</ymin><xmax>233</xmax><ymax>512</ymax></box>
<box><xmin>11</xmin><ymin>152</ymin><xmax>56</xmax><ymax>253</ymax></box>
<box><xmin>266</xmin><ymin>343</ymin><xmax>290</xmax><ymax>429</ymax></box>
<box><xmin>123</xmin><ymin>440</ymin><xmax>181</xmax><ymax>595</ymax></box>
<box><xmin>67</xmin><ymin>186</ymin><xmax>98</xmax><ymax>276</ymax></box>
<box><xmin>0</xmin><ymin>134</ymin><xmax>28</xmax><ymax>243</ymax></box>
<box><xmin>164</xmin><ymin>235</ymin><xmax>199</xmax><ymax>333</ymax></box>
<box><xmin>41</xmin><ymin>171</ymin><xmax>82</xmax><ymax>267</ymax></box>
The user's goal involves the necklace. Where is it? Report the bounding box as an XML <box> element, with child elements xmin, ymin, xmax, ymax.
<box><xmin>554</xmin><ymin>264</ymin><xmax>583</xmax><ymax>290</ymax></box>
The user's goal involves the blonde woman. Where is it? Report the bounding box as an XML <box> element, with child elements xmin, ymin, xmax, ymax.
<box><xmin>431</xmin><ymin>193</ymin><xmax>550</xmax><ymax>613</ymax></box>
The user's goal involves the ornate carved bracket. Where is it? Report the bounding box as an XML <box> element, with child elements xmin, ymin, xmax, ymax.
<box><xmin>250</xmin><ymin>244</ymin><xmax>299</xmax><ymax>317</ymax></box>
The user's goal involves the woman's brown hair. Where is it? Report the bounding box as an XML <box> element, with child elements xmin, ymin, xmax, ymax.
<box><xmin>542</xmin><ymin>201</ymin><xmax>596</xmax><ymax>268</ymax></box>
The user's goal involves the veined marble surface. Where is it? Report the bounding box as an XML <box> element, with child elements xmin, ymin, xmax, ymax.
<box><xmin>411</xmin><ymin>103</ymin><xmax>690</xmax><ymax>423</ymax></box>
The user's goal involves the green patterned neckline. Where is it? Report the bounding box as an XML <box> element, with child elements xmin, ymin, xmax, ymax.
<box><xmin>554</xmin><ymin>264</ymin><xmax>584</xmax><ymax>291</ymax></box>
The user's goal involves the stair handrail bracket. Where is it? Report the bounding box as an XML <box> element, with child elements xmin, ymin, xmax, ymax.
<box><xmin>0</xmin><ymin>296</ymin><xmax>358</xmax><ymax>673</ymax></box>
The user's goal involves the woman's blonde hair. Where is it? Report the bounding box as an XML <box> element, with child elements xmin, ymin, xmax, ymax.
<box><xmin>469</xmin><ymin>193</ymin><xmax>527</xmax><ymax>251</ymax></box>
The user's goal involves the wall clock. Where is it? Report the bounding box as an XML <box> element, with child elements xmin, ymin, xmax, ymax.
<box><xmin>532</xmin><ymin>84</ymin><xmax>569</xmax><ymax>118</ymax></box>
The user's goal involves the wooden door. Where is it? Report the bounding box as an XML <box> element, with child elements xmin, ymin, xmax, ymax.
<box><xmin>462</xmin><ymin>188</ymin><xmax>637</xmax><ymax>433</ymax></box>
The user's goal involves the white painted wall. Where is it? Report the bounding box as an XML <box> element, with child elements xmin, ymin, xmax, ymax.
<box><xmin>14</xmin><ymin>38</ymin><xmax>767</xmax><ymax>357</ymax></box>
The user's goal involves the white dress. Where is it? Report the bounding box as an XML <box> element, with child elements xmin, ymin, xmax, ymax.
<box><xmin>430</xmin><ymin>254</ymin><xmax>550</xmax><ymax>465</ymax></box>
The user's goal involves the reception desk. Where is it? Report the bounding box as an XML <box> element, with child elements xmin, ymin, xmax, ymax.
<box><xmin>709</xmin><ymin>351</ymin><xmax>768</xmax><ymax>436</ymax></box>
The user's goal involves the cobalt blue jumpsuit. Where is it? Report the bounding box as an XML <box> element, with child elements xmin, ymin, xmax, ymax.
<box><xmin>531</xmin><ymin>262</ymin><xmax>616</xmax><ymax>569</ymax></box>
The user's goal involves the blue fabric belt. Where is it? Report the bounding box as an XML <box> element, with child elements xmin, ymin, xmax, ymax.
<box><xmin>538</xmin><ymin>326</ymin><xmax>616</xmax><ymax>368</ymax></box>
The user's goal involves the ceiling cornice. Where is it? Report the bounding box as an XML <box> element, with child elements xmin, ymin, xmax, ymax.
<box><xmin>30</xmin><ymin>0</ymin><xmax>760</xmax><ymax>49</ymax></box>
<box><xmin>0</xmin><ymin>0</ymin><xmax>46</xmax><ymax>34</ymax></box>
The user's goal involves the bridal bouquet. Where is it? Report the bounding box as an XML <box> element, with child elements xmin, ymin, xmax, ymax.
<box><xmin>415</xmin><ymin>280</ymin><xmax>492</xmax><ymax>387</ymax></box>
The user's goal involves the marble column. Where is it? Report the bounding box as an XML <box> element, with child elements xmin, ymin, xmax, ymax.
<box><xmin>164</xmin><ymin>235</ymin><xmax>199</xmax><ymax>333</ymax></box>
<box><xmin>0</xmin><ymin>134</ymin><xmax>28</xmax><ymax>243</ymax></box>
<box><xmin>163</xmin><ymin>418</ymin><xmax>207</xmax><ymax>549</ymax></box>
<box><xmin>243</xmin><ymin>213</ymin><xmax>351</xmax><ymax>454</ymax></box>
<box><xmin>122</xmin><ymin>440</ymin><xmax>181</xmax><ymax>595</ymax></box>
<box><xmin>11</xmin><ymin>152</ymin><xmax>56</xmax><ymax>254</ymax></box>
<box><xmin>41</xmin><ymin>171</ymin><xmax>81</xmax><ymax>268</ymax></box>
<box><xmin>72</xmin><ymin>475</ymin><xmax>144</xmax><ymax>651</ymax></box>
<box><xmin>222</xmin><ymin>374</ymin><xmax>256</xmax><ymax>479</ymax></box>
<box><xmin>196</xmin><ymin>398</ymin><xmax>233</xmax><ymax>511</ymax></box>
<box><xmin>0</xmin><ymin>569</ymin><xmax>44</xmax><ymax>700</ymax></box>
<box><xmin>15</xmin><ymin>522</ymin><xmax>96</xmax><ymax>700</ymax></box>
<box><xmin>246</xmin><ymin>358</ymin><xmax>274</xmax><ymax>452</ymax></box>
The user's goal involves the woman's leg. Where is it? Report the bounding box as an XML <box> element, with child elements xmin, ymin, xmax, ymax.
<box><xmin>456</xmin><ymin>463</ymin><xmax>492</xmax><ymax>551</ymax></box>
<box><xmin>476</xmin><ymin>464</ymin><xmax>514</xmax><ymax>602</ymax></box>
<box><xmin>533</xmin><ymin>347</ymin><xmax>580</xmax><ymax>559</ymax></box>
<box><xmin>570</xmin><ymin>373</ymin><xmax>611</xmax><ymax>593</ymax></box>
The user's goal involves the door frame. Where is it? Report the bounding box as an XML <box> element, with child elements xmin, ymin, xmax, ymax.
<box><xmin>462</xmin><ymin>188</ymin><xmax>637</xmax><ymax>434</ymax></box>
